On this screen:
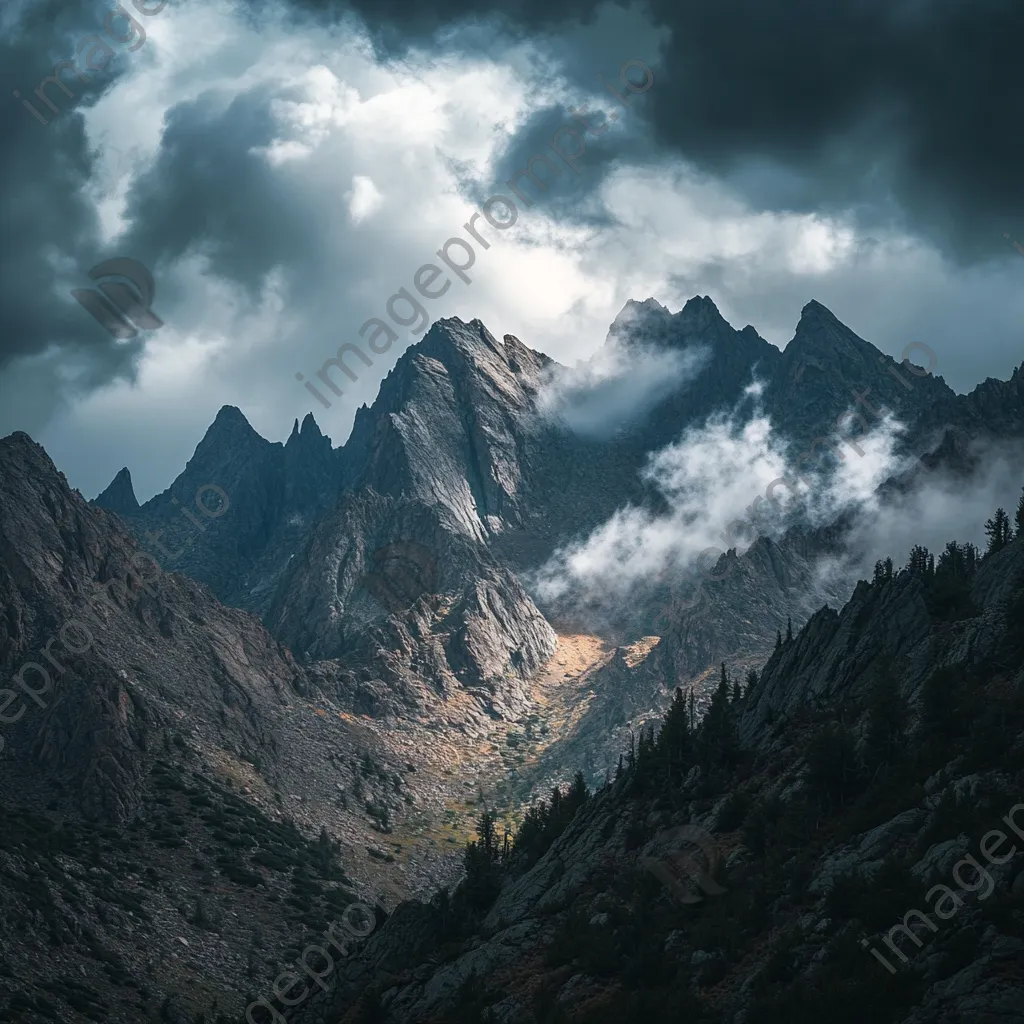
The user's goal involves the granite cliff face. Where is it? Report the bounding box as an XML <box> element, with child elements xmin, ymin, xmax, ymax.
<box><xmin>341</xmin><ymin>319</ymin><xmax>552</xmax><ymax>537</ymax></box>
<box><xmin>265</xmin><ymin>488</ymin><xmax>556</xmax><ymax>720</ymax></box>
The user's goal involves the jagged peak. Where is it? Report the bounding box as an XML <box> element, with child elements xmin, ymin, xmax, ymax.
<box><xmin>383</xmin><ymin>316</ymin><xmax>532</xmax><ymax>390</ymax></box>
<box><xmin>608</xmin><ymin>297</ymin><xmax>672</xmax><ymax>338</ymax></box>
<box><xmin>680</xmin><ymin>294</ymin><xmax>724</xmax><ymax>318</ymax></box>
<box><xmin>300</xmin><ymin>411</ymin><xmax>322</xmax><ymax>436</ymax></box>
<box><xmin>785</xmin><ymin>299</ymin><xmax>881</xmax><ymax>364</ymax></box>
<box><xmin>0</xmin><ymin>431</ymin><xmax>62</xmax><ymax>479</ymax></box>
<box><xmin>158</xmin><ymin>406</ymin><xmax>272</xmax><ymax>491</ymax></box>
<box><xmin>1</xmin><ymin>430</ymin><xmax>40</xmax><ymax>452</ymax></box>
<box><xmin>426</xmin><ymin>316</ymin><xmax>504</xmax><ymax>357</ymax></box>
<box><xmin>195</xmin><ymin>405</ymin><xmax>266</xmax><ymax>451</ymax></box>
<box><xmin>93</xmin><ymin>467</ymin><xmax>139</xmax><ymax>514</ymax></box>
<box><xmin>503</xmin><ymin>333</ymin><xmax>553</xmax><ymax>372</ymax></box>
<box><xmin>286</xmin><ymin>412</ymin><xmax>325</xmax><ymax>448</ymax></box>
<box><xmin>800</xmin><ymin>298</ymin><xmax>838</xmax><ymax>322</ymax></box>
<box><xmin>615</xmin><ymin>296</ymin><xmax>670</xmax><ymax>319</ymax></box>
<box><xmin>213</xmin><ymin>404</ymin><xmax>251</xmax><ymax>427</ymax></box>
<box><xmin>675</xmin><ymin>294</ymin><xmax>735</xmax><ymax>337</ymax></box>
<box><xmin>794</xmin><ymin>299</ymin><xmax>851</xmax><ymax>335</ymax></box>
<box><xmin>795</xmin><ymin>298</ymin><xmax>870</xmax><ymax>343</ymax></box>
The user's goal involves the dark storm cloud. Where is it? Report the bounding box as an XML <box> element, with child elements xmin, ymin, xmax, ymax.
<box><xmin>111</xmin><ymin>79</ymin><xmax>386</xmax><ymax>343</ymax></box>
<box><xmin>0</xmin><ymin>0</ymin><xmax>153</xmax><ymax>376</ymax></box>
<box><xmin>455</xmin><ymin>97</ymin><xmax>659</xmax><ymax>225</ymax></box>
<box><xmin>280</xmin><ymin>0</ymin><xmax>1024</xmax><ymax>263</ymax></box>
<box><xmin>117</xmin><ymin>86</ymin><xmax>315</xmax><ymax>301</ymax></box>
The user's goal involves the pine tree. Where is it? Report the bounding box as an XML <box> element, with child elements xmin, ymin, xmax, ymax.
<box><xmin>775</xmin><ymin>629</ymin><xmax>782</xmax><ymax>649</ymax></box>
<box><xmin>785</xmin><ymin>617</ymin><xmax>793</xmax><ymax>643</ymax></box>
<box><xmin>657</xmin><ymin>687</ymin><xmax>692</xmax><ymax>784</ymax></box>
<box><xmin>985</xmin><ymin>508</ymin><xmax>1013</xmax><ymax>554</ymax></box>
<box><xmin>1016</xmin><ymin>486</ymin><xmax>1024</xmax><ymax>535</ymax></box>
<box><xmin>745</xmin><ymin>667</ymin><xmax>759</xmax><ymax>694</ymax></box>
<box><xmin>568</xmin><ymin>770</ymin><xmax>588</xmax><ymax>811</ymax></box>
<box><xmin>731</xmin><ymin>678</ymin><xmax>742</xmax><ymax>704</ymax></box>
<box><xmin>700</xmin><ymin>663</ymin><xmax>738</xmax><ymax>769</ymax></box>
<box><xmin>549</xmin><ymin>785</ymin><xmax>563</xmax><ymax>827</ymax></box>
<box><xmin>873</xmin><ymin>559</ymin><xmax>886</xmax><ymax>585</ymax></box>
<box><xmin>906</xmin><ymin>544</ymin><xmax>931</xmax><ymax>576</ymax></box>
<box><xmin>938</xmin><ymin>540</ymin><xmax>968</xmax><ymax>578</ymax></box>
<box><xmin>476</xmin><ymin>811</ymin><xmax>498</xmax><ymax>861</ymax></box>
<box><xmin>930</xmin><ymin>538</ymin><xmax>979</xmax><ymax>620</ymax></box>
<box><xmin>635</xmin><ymin>723</ymin><xmax>658</xmax><ymax>785</ymax></box>
<box><xmin>464</xmin><ymin>810</ymin><xmax>503</xmax><ymax>909</ymax></box>
<box><xmin>964</xmin><ymin>543</ymin><xmax>979</xmax><ymax>575</ymax></box>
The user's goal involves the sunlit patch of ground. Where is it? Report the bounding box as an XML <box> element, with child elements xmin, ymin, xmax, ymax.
<box><xmin>383</xmin><ymin>634</ymin><xmax>612</xmax><ymax>885</ymax></box>
<box><xmin>620</xmin><ymin>635</ymin><xmax>661</xmax><ymax>669</ymax></box>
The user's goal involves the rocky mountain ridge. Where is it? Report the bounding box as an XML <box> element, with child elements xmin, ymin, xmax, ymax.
<box><xmin>94</xmin><ymin>298</ymin><xmax>1024</xmax><ymax>664</ymax></box>
<box><xmin>5</xmin><ymin>293</ymin><xmax>1023</xmax><ymax>1022</ymax></box>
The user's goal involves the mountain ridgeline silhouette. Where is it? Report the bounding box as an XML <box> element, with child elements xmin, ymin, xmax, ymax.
<box><xmin>2</xmin><ymin>295</ymin><xmax>1024</xmax><ymax>1023</ymax></box>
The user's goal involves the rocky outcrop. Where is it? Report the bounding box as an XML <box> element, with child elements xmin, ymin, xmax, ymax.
<box><xmin>92</xmin><ymin>466</ymin><xmax>140</xmax><ymax>515</ymax></box>
<box><xmin>743</xmin><ymin>532</ymin><xmax>1024</xmax><ymax>745</ymax></box>
<box><xmin>342</xmin><ymin>319</ymin><xmax>552</xmax><ymax>540</ymax></box>
<box><xmin>101</xmin><ymin>404</ymin><xmax>344</xmax><ymax>616</ymax></box>
<box><xmin>266</xmin><ymin>488</ymin><xmax>556</xmax><ymax>720</ymax></box>
<box><xmin>656</xmin><ymin>531</ymin><xmax>850</xmax><ymax>686</ymax></box>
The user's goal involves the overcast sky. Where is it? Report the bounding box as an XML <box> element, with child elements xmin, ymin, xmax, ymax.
<box><xmin>2</xmin><ymin>0</ymin><xmax>1023</xmax><ymax>500</ymax></box>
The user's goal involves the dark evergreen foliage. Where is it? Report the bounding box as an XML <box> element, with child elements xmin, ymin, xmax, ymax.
<box><xmin>984</xmin><ymin>507</ymin><xmax>1013</xmax><ymax>554</ymax></box>
<box><xmin>745</xmin><ymin>668</ymin><xmax>759</xmax><ymax>695</ymax></box>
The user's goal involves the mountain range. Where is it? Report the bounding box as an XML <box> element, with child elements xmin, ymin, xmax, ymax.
<box><xmin>2</xmin><ymin>295</ymin><xmax>1023</xmax><ymax>1023</ymax></box>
